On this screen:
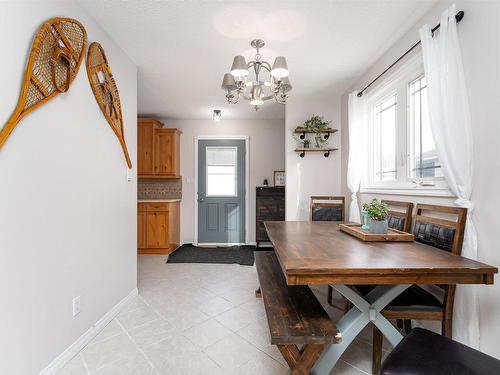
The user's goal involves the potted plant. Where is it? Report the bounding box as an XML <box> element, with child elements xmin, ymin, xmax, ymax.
<box><xmin>302</xmin><ymin>115</ymin><xmax>331</xmax><ymax>133</ymax></box>
<box><xmin>362</xmin><ymin>199</ymin><xmax>389</xmax><ymax>234</ymax></box>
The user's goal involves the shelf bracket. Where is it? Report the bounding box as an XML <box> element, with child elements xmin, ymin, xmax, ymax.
<box><xmin>324</xmin><ymin>150</ymin><xmax>330</xmax><ymax>158</ymax></box>
<box><xmin>300</xmin><ymin>131</ymin><xmax>306</xmax><ymax>140</ymax></box>
<box><xmin>300</xmin><ymin>151</ymin><xmax>305</xmax><ymax>158</ymax></box>
<box><xmin>324</xmin><ymin>133</ymin><xmax>330</xmax><ymax>140</ymax></box>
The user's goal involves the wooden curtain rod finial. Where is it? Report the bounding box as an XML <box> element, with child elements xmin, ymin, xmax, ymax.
<box><xmin>86</xmin><ymin>42</ymin><xmax>132</xmax><ymax>169</ymax></box>
<box><xmin>0</xmin><ymin>18</ymin><xmax>87</xmax><ymax>152</ymax></box>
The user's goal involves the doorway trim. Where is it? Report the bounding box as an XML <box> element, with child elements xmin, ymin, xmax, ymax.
<box><xmin>193</xmin><ymin>135</ymin><xmax>250</xmax><ymax>246</ymax></box>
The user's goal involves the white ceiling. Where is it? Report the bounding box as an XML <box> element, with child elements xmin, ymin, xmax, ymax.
<box><xmin>79</xmin><ymin>0</ymin><xmax>437</xmax><ymax>120</ymax></box>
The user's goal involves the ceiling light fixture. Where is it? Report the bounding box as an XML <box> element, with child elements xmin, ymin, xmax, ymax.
<box><xmin>212</xmin><ymin>109</ymin><xmax>222</xmax><ymax>121</ymax></box>
<box><xmin>221</xmin><ymin>39</ymin><xmax>292</xmax><ymax>111</ymax></box>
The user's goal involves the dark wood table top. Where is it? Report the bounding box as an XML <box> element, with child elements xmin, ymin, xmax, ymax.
<box><xmin>265</xmin><ymin>221</ymin><xmax>498</xmax><ymax>286</ymax></box>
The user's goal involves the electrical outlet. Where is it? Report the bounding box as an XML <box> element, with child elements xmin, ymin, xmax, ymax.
<box><xmin>72</xmin><ymin>296</ymin><xmax>81</xmax><ymax>317</ymax></box>
<box><xmin>126</xmin><ymin>168</ymin><xmax>132</xmax><ymax>182</ymax></box>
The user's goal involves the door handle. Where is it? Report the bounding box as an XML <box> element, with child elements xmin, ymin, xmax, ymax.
<box><xmin>197</xmin><ymin>192</ymin><xmax>205</xmax><ymax>202</ymax></box>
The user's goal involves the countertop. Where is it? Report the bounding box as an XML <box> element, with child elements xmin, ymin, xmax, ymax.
<box><xmin>138</xmin><ymin>199</ymin><xmax>181</xmax><ymax>203</ymax></box>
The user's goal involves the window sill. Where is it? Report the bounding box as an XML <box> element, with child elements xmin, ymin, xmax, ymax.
<box><xmin>359</xmin><ymin>186</ymin><xmax>455</xmax><ymax>198</ymax></box>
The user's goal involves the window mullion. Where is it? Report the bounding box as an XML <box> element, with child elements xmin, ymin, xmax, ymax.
<box><xmin>396</xmin><ymin>82</ymin><xmax>406</xmax><ymax>185</ymax></box>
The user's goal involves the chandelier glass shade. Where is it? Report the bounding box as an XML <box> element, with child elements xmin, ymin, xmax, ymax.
<box><xmin>221</xmin><ymin>39</ymin><xmax>292</xmax><ymax>110</ymax></box>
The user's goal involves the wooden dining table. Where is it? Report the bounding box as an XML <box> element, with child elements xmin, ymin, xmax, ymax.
<box><xmin>264</xmin><ymin>221</ymin><xmax>498</xmax><ymax>375</ymax></box>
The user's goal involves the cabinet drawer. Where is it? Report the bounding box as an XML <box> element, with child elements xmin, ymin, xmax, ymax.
<box><xmin>138</xmin><ymin>203</ymin><xmax>147</xmax><ymax>212</ymax></box>
<box><xmin>147</xmin><ymin>203</ymin><xmax>169</xmax><ymax>211</ymax></box>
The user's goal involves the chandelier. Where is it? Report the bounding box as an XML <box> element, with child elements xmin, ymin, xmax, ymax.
<box><xmin>221</xmin><ymin>39</ymin><xmax>292</xmax><ymax>110</ymax></box>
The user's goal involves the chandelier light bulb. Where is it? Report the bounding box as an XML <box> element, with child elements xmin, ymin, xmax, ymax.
<box><xmin>280</xmin><ymin>76</ymin><xmax>293</xmax><ymax>93</ymax></box>
<box><xmin>250</xmin><ymin>98</ymin><xmax>264</xmax><ymax>106</ymax></box>
<box><xmin>271</xmin><ymin>56</ymin><xmax>289</xmax><ymax>78</ymax></box>
<box><xmin>230</xmin><ymin>56</ymin><xmax>249</xmax><ymax>77</ymax></box>
<box><xmin>250</xmin><ymin>86</ymin><xmax>264</xmax><ymax>106</ymax></box>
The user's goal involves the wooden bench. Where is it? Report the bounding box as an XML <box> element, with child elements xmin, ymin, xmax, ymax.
<box><xmin>255</xmin><ymin>251</ymin><xmax>341</xmax><ymax>374</ymax></box>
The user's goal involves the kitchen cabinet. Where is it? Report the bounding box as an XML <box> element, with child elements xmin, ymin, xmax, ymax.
<box><xmin>138</xmin><ymin>118</ymin><xmax>181</xmax><ymax>178</ymax></box>
<box><xmin>137</xmin><ymin>206</ymin><xmax>146</xmax><ymax>248</ymax></box>
<box><xmin>154</xmin><ymin>129</ymin><xmax>180</xmax><ymax>177</ymax></box>
<box><xmin>137</xmin><ymin>202</ymin><xmax>180</xmax><ymax>254</ymax></box>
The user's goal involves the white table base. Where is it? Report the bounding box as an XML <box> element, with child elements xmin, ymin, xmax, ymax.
<box><xmin>312</xmin><ymin>284</ymin><xmax>411</xmax><ymax>375</ymax></box>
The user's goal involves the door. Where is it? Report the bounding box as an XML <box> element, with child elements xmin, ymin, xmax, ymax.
<box><xmin>138</xmin><ymin>122</ymin><xmax>154</xmax><ymax>175</ymax></box>
<box><xmin>198</xmin><ymin>139</ymin><xmax>246</xmax><ymax>244</ymax></box>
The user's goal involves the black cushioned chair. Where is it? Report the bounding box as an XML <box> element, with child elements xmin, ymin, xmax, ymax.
<box><xmin>371</xmin><ymin>204</ymin><xmax>468</xmax><ymax>375</ymax></box>
<box><xmin>309</xmin><ymin>196</ymin><xmax>347</xmax><ymax>310</ymax></box>
<box><xmin>382</xmin><ymin>200</ymin><xmax>413</xmax><ymax>233</ymax></box>
<box><xmin>310</xmin><ymin>196</ymin><xmax>345</xmax><ymax>222</ymax></box>
<box><xmin>379</xmin><ymin>328</ymin><xmax>500</xmax><ymax>375</ymax></box>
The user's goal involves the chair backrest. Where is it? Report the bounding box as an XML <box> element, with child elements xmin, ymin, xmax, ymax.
<box><xmin>382</xmin><ymin>200</ymin><xmax>414</xmax><ymax>233</ymax></box>
<box><xmin>413</xmin><ymin>204</ymin><xmax>467</xmax><ymax>255</ymax></box>
<box><xmin>310</xmin><ymin>196</ymin><xmax>345</xmax><ymax>222</ymax></box>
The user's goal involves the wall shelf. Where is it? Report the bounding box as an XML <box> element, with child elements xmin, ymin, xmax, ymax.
<box><xmin>295</xmin><ymin>148</ymin><xmax>338</xmax><ymax>158</ymax></box>
<box><xmin>293</xmin><ymin>127</ymin><xmax>338</xmax><ymax>140</ymax></box>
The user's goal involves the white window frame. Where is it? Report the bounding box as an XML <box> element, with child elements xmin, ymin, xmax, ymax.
<box><xmin>360</xmin><ymin>52</ymin><xmax>453</xmax><ymax>197</ymax></box>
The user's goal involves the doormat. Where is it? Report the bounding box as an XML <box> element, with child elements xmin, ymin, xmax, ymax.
<box><xmin>167</xmin><ymin>244</ymin><xmax>255</xmax><ymax>266</ymax></box>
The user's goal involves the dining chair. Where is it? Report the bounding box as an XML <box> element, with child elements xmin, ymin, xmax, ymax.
<box><xmin>309</xmin><ymin>196</ymin><xmax>345</xmax><ymax>222</ymax></box>
<box><xmin>382</xmin><ymin>200</ymin><xmax>414</xmax><ymax>233</ymax></box>
<box><xmin>309</xmin><ymin>196</ymin><xmax>347</xmax><ymax>310</ymax></box>
<box><xmin>371</xmin><ymin>203</ymin><xmax>468</xmax><ymax>375</ymax></box>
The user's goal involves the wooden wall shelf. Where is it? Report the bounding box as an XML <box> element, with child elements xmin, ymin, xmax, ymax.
<box><xmin>293</xmin><ymin>128</ymin><xmax>338</xmax><ymax>140</ymax></box>
<box><xmin>295</xmin><ymin>148</ymin><xmax>338</xmax><ymax>158</ymax></box>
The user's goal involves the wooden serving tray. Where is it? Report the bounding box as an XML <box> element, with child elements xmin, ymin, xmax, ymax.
<box><xmin>339</xmin><ymin>223</ymin><xmax>414</xmax><ymax>242</ymax></box>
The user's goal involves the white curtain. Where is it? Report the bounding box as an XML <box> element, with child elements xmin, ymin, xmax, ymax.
<box><xmin>347</xmin><ymin>91</ymin><xmax>367</xmax><ymax>223</ymax></box>
<box><xmin>419</xmin><ymin>4</ymin><xmax>479</xmax><ymax>348</ymax></box>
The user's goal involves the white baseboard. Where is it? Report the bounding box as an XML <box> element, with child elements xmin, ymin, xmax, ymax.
<box><xmin>39</xmin><ymin>288</ymin><xmax>138</xmax><ymax>375</ymax></box>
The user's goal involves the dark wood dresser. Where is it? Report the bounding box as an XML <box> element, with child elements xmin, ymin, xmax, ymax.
<box><xmin>256</xmin><ymin>186</ymin><xmax>285</xmax><ymax>247</ymax></box>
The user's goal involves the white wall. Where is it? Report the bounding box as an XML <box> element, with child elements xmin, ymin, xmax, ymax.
<box><xmin>285</xmin><ymin>90</ymin><xmax>343</xmax><ymax>220</ymax></box>
<box><xmin>0</xmin><ymin>2</ymin><xmax>137</xmax><ymax>374</ymax></box>
<box><xmin>160</xmin><ymin>119</ymin><xmax>285</xmax><ymax>244</ymax></box>
<box><xmin>341</xmin><ymin>0</ymin><xmax>500</xmax><ymax>358</ymax></box>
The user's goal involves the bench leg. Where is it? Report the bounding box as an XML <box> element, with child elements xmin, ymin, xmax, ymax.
<box><xmin>278</xmin><ymin>344</ymin><xmax>325</xmax><ymax>375</ymax></box>
<box><xmin>312</xmin><ymin>284</ymin><xmax>411</xmax><ymax>375</ymax></box>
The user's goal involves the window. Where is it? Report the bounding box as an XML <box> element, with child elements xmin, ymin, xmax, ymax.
<box><xmin>206</xmin><ymin>147</ymin><xmax>237</xmax><ymax>196</ymax></box>
<box><xmin>363</xmin><ymin>53</ymin><xmax>449</xmax><ymax>194</ymax></box>
<box><xmin>408</xmin><ymin>76</ymin><xmax>442</xmax><ymax>180</ymax></box>
<box><xmin>373</xmin><ymin>94</ymin><xmax>397</xmax><ymax>182</ymax></box>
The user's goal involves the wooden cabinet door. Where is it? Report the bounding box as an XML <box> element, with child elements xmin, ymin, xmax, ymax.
<box><xmin>154</xmin><ymin>130</ymin><xmax>179</xmax><ymax>177</ymax></box>
<box><xmin>138</xmin><ymin>122</ymin><xmax>154</xmax><ymax>175</ymax></box>
<box><xmin>137</xmin><ymin>211</ymin><xmax>146</xmax><ymax>248</ymax></box>
<box><xmin>146</xmin><ymin>211</ymin><xmax>170</xmax><ymax>248</ymax></box>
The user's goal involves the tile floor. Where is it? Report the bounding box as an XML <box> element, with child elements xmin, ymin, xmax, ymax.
<box><xmin>58</xmin><ymin>255</ymin><xmax>391</xmax><ymax>375</ymax></box>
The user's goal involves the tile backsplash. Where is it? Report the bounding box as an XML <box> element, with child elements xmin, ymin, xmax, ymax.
<box><xmin>138</xmin><ymin>178</ymin><xmax>182</xmax><ymax>200</ymax></box>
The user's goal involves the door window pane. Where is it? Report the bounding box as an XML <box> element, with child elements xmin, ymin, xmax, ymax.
<box><xmin>409</xmin><ymin>76</ymin><xmax>442</xmax><ymax>179</ymax></box>
<box><xmin>373</xmin><ymin>94</ymin><xmax>397</xmax><ymax>181</ymax></box>
<box><xmin>206</xmin><ymin>147</ymin><xmax>237</xmax><ymax>196</ymax></box>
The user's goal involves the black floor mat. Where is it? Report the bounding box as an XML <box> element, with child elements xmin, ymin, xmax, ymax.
<box><xmin>167</xmin><ymin>244</ymin><xmax>255</xmax><ymax>266</ymax></box>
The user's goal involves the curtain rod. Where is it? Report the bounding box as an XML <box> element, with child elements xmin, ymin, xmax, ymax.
<box><xmin>357</xmin><ymin>10</ymin><xmax>464</xmax><ymax>98</ymax></box>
